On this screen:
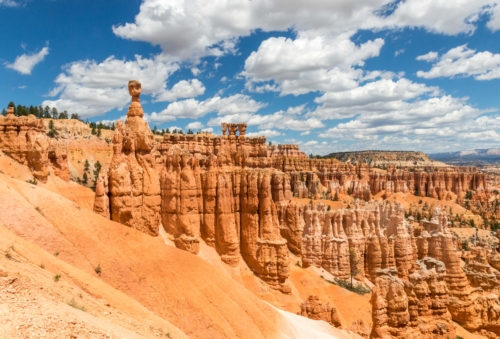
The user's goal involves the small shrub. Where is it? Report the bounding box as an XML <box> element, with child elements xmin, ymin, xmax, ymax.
<box><xmin>323</xmin><ymin>276</ymin><xmax>372</xmax><ymax>295</ymax></box>
<box><xmin>94</xmin><ymin>263</ymin><xmax>102</xmax><ymax>276</ymax></box>
<box><xmin>26</xmin><ymin>176</ymin><xmax>38</xmax><ymax>185</ymax></box>
<box><xmin>40</xmin><ymin>263</ymin><xmax>45</xmax><ymax>269</ymax></box>
<box><xmin>296</xmin><ymin>261</ymin><xmax>301</xmax><ymax>267</ymax></box>
<box><xmin>68</xmin><ymin>298</ymin><xmax>86</xmax><ymax>312</ymax></box>
<box><xmin>418</xmin><ymin>199</ymin><xmax>422</xmax><ymax>204</ymax></box>
<box><xmin>54</xmin><ymin>274</ymin><xmax>61</xmax><ymax>282</ymax></box>
<box><xmin>5</xmin><ymin>246</ymin><xmax>14</xmax><ymax>259</ymax></box>
<box><xmin>54</xmin><ymin>252</ymin><xmax>59</xmax><ymax>257</ymax></box>
<box><xmin>456</xmin><ymin>336</ymin><xmax>464</xmax><ymax>339</ymax></box>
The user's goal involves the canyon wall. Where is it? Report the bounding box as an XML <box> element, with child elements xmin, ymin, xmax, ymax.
<box><xmin>275</xmin><ymin>160</ymin><xmax>490</xmax><ymax>201</ymax></box>
<box><xmin>92</xmin><ymin>80</ymin><xmax>500</xmax><ymax>338</ymax></box>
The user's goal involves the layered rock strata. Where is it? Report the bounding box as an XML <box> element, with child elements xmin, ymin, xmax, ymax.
<box><xmin>0</xmin><ymin>107</ymin><xmax>69</xmax><ymax>182</ymax></box>
<box><xmin>161</xmin><ymin>123</ymin><xmax>490</xmax><ymax>202</ymax></box>
<box><xmin>280</xmin><ymin>201</ymin><xmax>415</xmax><ymax>282</ymax></box>
<box><xmin>371</xmin><ymin>259</ymin><xmax>456</xmax><ymax>339</ymax></box>
<box><xmin>287</xmin><ymin>165</ymin><xmax>490</xmax><ymax>201</ymax></box>
<box><xmin>417</xmin><ymin>208</ymin><xmax>500</xmax><ymax>335</ymax></box>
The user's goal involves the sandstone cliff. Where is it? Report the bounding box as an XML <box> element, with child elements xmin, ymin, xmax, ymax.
<box><xmin>326</xmin><ymin>150</ymin><xmax>448</xmax><ymax>167</ymax></box>
<box><xmin>0</xmin><ymin>107</ymin><xmax>69</xmax><ymax>182</ymax></box>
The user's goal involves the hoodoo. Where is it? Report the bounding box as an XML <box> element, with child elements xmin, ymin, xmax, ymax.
<box><xmin>94</xmin><ymin>80</ymin><xmax>161</xmax><ymax>236</ymax></box>
<box><xmin>92</xmin><ymin>81</ymin><xmax>500</xmax><ymax>336</ymax></box>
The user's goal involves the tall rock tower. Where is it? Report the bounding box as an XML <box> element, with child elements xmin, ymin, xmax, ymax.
<box><xmin>94</xmin><ymin>80</ymin><xmax>161</xmax><ymax>236</ymax></box>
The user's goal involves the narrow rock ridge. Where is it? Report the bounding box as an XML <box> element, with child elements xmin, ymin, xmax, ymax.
<box><xmin>325</xmin><ymin>150</ymin><xmax>447</xmax><ymax>167</ymax></box>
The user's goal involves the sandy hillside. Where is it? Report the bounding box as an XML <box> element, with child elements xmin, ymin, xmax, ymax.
<box><xmin>66</xmin><ymin>137</ymin><xmax>113</xmax><ymax>183</ymax></box>
<box><xmin>0</xmin><ymin>172</ymin><xmax>362</xmax><ymax>339</ymax></box>
<box><xmin>0</xmin><ymin>150</ymin><xmax>95</xmax><ymax>210</ymax></box>
<box><xmin>0</xmin><ymin>227</ymin><xmax>188</xmax><ymax>339</ymax></box>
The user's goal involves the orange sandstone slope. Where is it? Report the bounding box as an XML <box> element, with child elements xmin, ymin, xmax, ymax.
<box><xmin>0</xmin><ymin>227</ymin><xmax>189</xmax><ymax>339</ymax></box>
<box><xmin>0</xmin><ymin>150</ymin><xmax>95</xmax><ymax>210</ymax></box>
<box><xmin>0</xmin><ymin>173</ymin><xmax>356</xmax><ymax>339</ymax></box>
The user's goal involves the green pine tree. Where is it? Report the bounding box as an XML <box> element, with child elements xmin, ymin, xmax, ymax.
<box><xmin>92</xmin><ymin>161</ymin><xmax>102</xmax><ymax>191</ymax></box>
<box><xmin>47</xmin><ymin>120</ymin><xmax>58</xmax><ymax>138</ymax></box>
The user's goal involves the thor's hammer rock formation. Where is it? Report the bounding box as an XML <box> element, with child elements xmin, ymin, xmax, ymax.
<box><xmin>94</xmin><ymin>80</ymin><xmax>161</xmax><ymax>236</ymax></box>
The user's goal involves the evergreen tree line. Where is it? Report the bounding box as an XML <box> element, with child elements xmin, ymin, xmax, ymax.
<box><xmin>77</xmin><ymin>159</ymin><xmax>102</xmax><ymax>191</ymax></box>
<box><xmin>2</xmin><ymin>101</ymin><xmax>82</xmax><ymax>121</ymax></box>
<box><xmin>152</xmin><ymin>126</ymin><xmax>199</xmax><ymax>135</ymax></box>
<box><xmin>3</xmin><ymin>102</ymin><xmax>211</xmax><ymax>138</ymax></box>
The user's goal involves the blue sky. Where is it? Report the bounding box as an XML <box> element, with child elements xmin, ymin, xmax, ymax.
<box><xmin>2</xmin><ymin>0</ymin><xmax>500</xmax><ymax>154</ymax></box>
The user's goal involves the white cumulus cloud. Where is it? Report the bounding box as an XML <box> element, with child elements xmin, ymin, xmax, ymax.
<box><xmin>5</xmin><ymin>46</ymin><xmax>49</xmax><ymax>75</ymax></box>
<box><xmin>112</xmin><ymin>0</ymin><xmax>496</xmax><ymax>62</ymax></box>
<box><xmin>0</xmin><ymin>0</ymin><xmax>19</xmax><ymax>7</ymax></box>
<box><xmin>185</xmin><ymin>121</ymin><xmax>204</xmax><ymax>130</ymax></box>
<box><xmin>416</xmin><ymin>51</ymin><xmax>439</xmax><ymax>61</ymax></box>
<box><xmin>417</xmin><ymin>45</ymin><xmax>500</xmax><ymax>80</ymax></box>
<box><xmin>311</xmin><ymin>78</ymin><xmax>439</xmax><ymax>120</ymax></box>
<box><xmin>487</xmin><ymin>4</ymin><xmax>500</xmax><ymax>31</ymax></box>
<box><xmin>243</xmin><ymin>32</ymin><xmax>384</xmax><ymax>96</ymax></box>
<box><xmin>154</xmin><ymin>79</ymin><xmax>205</xmax><ymax>102</ymax></box>
<box><xmin>246</xmin><ymin>129</ymin><xmax>283</xmax><ymax>137</ymax></box>
<box><xmin>43</xmin><ymin>54</ymin><xmax>179</xmax><ymax>117</ymax></box>
<box><xmin>149</xmin><ymin>94</ymin><xmax>265</xmax><ymax>123</ymax></box>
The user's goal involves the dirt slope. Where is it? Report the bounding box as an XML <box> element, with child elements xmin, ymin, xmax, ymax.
<box><xmin>0</xmin><ymin>172</ymin><xmax>361</xmax><ymax>339</ymax></box>
<box><xmin>0</xmin><ymin>228</ymin><xmax>187</xmax><ymax>339</ymax></box>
